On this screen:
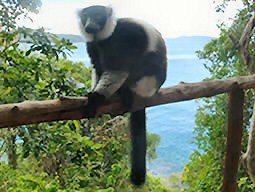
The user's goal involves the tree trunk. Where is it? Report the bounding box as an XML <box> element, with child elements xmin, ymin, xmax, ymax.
<box><xmin>239</xmin><ymin>12</ymin><xmax>255</xmax><ymax>184</ymax></box>
<box><xmin>7</xmin><ymin>128</ymin><xmax>17</xmax><ymax>168</ymax></box>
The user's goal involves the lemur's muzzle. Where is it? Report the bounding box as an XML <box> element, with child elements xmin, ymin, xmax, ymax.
<box><xmin>85</xmin><ymin>19</ymin><xmax>101</xmax><ymax>34</ymax></box>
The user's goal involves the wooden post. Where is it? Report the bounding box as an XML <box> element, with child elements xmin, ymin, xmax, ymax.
<box><xmin>222</xmin><ymin>88</ymin><xmax>244</xmax><ymax>192</ymax></box>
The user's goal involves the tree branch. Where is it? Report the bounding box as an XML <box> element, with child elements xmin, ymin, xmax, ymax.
<box><xmin>239</xmin><ymin>11</ymin><xmax>255</xmax><ymax>185</ymax></box>
<box><xmin>1</xmin><ymin>74</ymin><xmax>255</xmax><ymax>128</ymax></box>
<box><xmin>239</xmin><ymin>13</ymin><xmax>255</xmax><ymax>73</ymax></box>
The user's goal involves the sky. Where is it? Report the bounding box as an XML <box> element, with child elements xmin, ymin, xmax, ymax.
<box><xmin>22</xmin><ymin>0</ymin><xmax>243</xmax><ymax>38</ymax></box>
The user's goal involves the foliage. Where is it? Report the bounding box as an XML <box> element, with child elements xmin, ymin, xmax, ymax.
<box><xmin>164</xmin><ymin>173</ymin><xmax>182</xmax><ymax>191</ymax></box>
<box><xmin>147</xmin><ymin>133</ymin><xmax>160</xmax><ymax>161</ymax></box>
<box><xmin>0</xmin><ymin>0</ymin><xmax>41</xmax><ymax>32</ymax></box>
<box><xmin>0</xmin><ymin>159</ymin><xmax>62</xmax><ymax>192</ymax></box>
<box><xmin>182</xmin><ymin>3</ymin><xmax>255</xmax><ymax>191</ymax></box>
<box><xmin>215</xmin><ymin>0</ymin><xmax>254</xmax><ymax>13</ymax></box>
<box><xmin>0</xmin><ymin>0</ymin><xmax>171</xmax><ymax>191</ymax></box>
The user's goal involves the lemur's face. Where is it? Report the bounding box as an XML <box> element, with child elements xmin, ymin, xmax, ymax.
<box><xmin>79</xmin><ymin>6</ymin><xmax>111</xmax><ymax>34</ymax></box>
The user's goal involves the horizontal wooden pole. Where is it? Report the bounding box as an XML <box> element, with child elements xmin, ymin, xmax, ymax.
<box><xmin>1</xmin><ymin>74</ymin><xmax>255</xmax><ymax>128</ymax></box>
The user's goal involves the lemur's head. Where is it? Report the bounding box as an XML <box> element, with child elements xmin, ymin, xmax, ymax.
<box><xmin>78</xmin><ymin>5</ymin><xmax>117</xmax><ymax>42</ymax></box>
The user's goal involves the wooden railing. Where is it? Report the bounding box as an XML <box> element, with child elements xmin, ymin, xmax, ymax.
<box><xmin>1</xmin><ymin>74</ymin><xmax>255</xmax><ymax>128</ymax></box>
<box><xmin>0</xmin><ymin>74</ymin><xmax>255</xmax><ymax>191</ymax></box>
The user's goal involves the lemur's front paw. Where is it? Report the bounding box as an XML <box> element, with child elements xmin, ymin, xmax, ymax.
<box><xmin>84</xmin><ymin>92</ymin><xmax>106</xmax><ymax>118</ymax></box>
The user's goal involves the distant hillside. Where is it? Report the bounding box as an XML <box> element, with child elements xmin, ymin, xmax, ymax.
<box><xmin>57</xmin><ymin>34</ymin><xmax>213</xmax><ymax>54</ymax></box>
<box><xmin>56</xmin><ymin>34</ymin><xmax>84</xmax><ymax>42</ymax></box>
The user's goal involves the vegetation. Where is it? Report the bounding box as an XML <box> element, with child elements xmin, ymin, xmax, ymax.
<box><xmin>2</xmin><ymin>0</ymin><xmax>254</xmax><ymax>191</ymax></box>
<box><xmin>0</xmin><ymin>0</ymin><xmax>172</xmax><ymax>191</ymax></box>
<box><xmin>182</xmin><ymin>1</ymin><xmax>255</xmax><ymax>191</ymax></box>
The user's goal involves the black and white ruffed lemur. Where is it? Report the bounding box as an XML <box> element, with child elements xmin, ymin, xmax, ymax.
<box><xmin>78</xmin><ymin>5</ymin><xmax>167</xmax><ymax>186</ymax></box>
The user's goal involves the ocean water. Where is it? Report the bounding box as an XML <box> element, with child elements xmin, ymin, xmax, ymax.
<box><xmin>69</xmin><ymin>40</ymin><xmax>210</xmax><ymax>176</ymax></box>
<box><xmin>147</xmin><ymin>58</ymin><xmax>209</xmax><ymax>176</ymax></box>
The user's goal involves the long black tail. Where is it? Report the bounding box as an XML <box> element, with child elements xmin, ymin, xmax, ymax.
<box><xmin>130</xmin><ymin>109</ymin><xmax>146</xmax><ymax>186</ymax></box>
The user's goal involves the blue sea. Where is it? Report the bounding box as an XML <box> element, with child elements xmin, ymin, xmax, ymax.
<box><xmin>68</xmin><ymin>37</ymin><xmax>211</xmax><ymax>176</ymax></box>
<box><xmin>147</xmin><ymin>57</ymin><xmax>209</xmax><ymax>176</ymax></box>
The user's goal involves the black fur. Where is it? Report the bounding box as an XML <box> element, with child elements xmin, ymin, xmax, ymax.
<box><xmin>86</xmin><ymin>18</ymin><xmax>167</xmax><ymax>88</ymax></box>
<box><xmin>79</xmin><ymin>6</ymin><xmax>167</xmax><ymax>186</ymax></box>
<box><xmin>130</xmin><ymin>109</ymin><xmax>146</xmax><ymax>186</ymax></box>
<box><xmin>84</xmin><ymin>92</ymin><xmax>105</xmax><ymax>118</ymax></box>
<box><xmin>118</xmin><ymin>88</ymin><xmax>147</xmax><ymax>186</ymax></box>
<box><xmin>86</xmin><ymin>19</ymin><xmax>148</xmax><ymax>72</ymax></box>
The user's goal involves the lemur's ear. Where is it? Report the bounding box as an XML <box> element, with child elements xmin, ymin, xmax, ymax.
<box><xmin>106</xmin><ymin>6</ymin><xmax>113</xmax><ymax>16</ymax></box>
